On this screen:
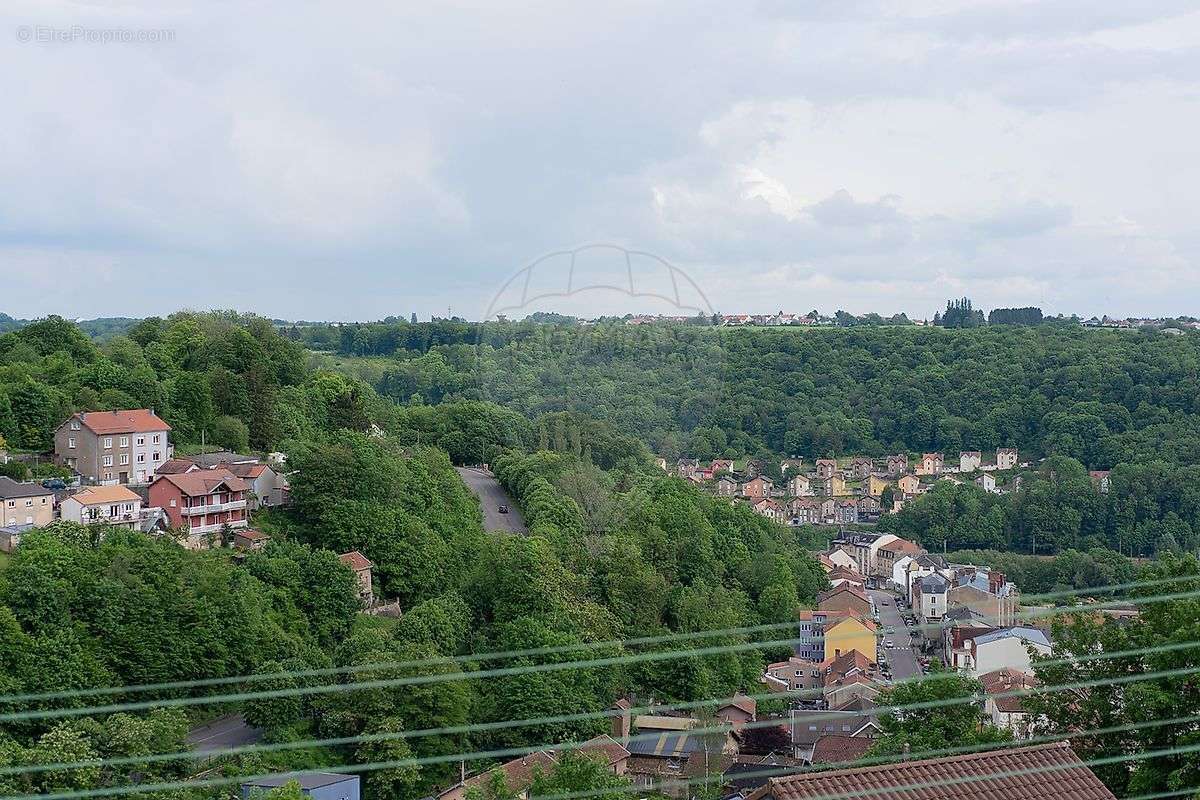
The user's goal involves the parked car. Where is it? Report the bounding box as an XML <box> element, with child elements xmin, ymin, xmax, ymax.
<box><xmin>41</xmin><ymin>478</ymin><xmax>67</xmax><ymax>490</ymax></box>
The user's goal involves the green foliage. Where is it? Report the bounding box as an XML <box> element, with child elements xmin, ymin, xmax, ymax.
<box><xmin>869</xmin><ymin>667</ymin><xmax>1011</xmax><ymax>759</ymax></box>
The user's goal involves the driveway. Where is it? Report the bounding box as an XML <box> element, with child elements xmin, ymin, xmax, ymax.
<box><xmin>186</xmin><ymin>713</ymin><xmax>262</xmax><ymax>754</ymax></box>
<box><xmin>869</xmin><ymin>589</ymin><xmax>923</xmax><ymax>681</ymax></box>
<box><xmin>454</xmin><ymin>466</ymin><xmax>528</xmax><ymax>533</ymax></box>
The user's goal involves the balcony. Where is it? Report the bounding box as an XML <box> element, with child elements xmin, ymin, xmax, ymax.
<box><xmin>188</xmin><ymin>520</ymin><xmax>249</xmax><ymax>535</ymax></box>
<box><xmin>183</xmin><ymin>499</ymin><xmax>247</xmax><ymax>515</ymax></box>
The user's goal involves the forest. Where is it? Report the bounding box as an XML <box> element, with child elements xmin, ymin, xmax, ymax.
<box><xmin>287</xmin><ymin>319</ymin><xmax>1200</xmax><ymax>469</ymax></box>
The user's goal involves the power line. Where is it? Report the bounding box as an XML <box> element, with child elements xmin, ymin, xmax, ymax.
<box><xmin>0</xmin><ymin>569</ymin><xmax>1186</xmax><ymax>709</ymax></box>
<box><xmin>5</xmin><ymin>577</ymin><xmax>1195</xmax><ymax>726</ymax></box>
<box><xmin>6</xmin><ymin>634</ymin><xmax>1195</xmax><ymax>781</ymax></box>
<box><xmin>6</xmin><ymin>650</ymin><xmax>1200</xmax><ymax>798</ymax></box>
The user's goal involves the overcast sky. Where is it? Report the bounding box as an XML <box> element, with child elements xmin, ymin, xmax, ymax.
<box><xmin>3</xmin><ymin>1</ymin><xmax>1199</xmax><ymax>322</ymax></box>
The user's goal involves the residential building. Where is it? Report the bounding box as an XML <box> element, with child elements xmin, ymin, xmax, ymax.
<box><xmin>914</xmin><ymin>573</ymin><xmax>949</xmax><ymax>622</ymax></box>
<box><xmin>711</xmin><ymin>458</ymin><xmax>735</xmax><ymax>474</ymax></box>
<box><xmin>0</xmin><ymin>477</ymin><xmax>54</xmax><ymax>528</ymax></box>
<box><xmin>886</xmin><ymin>454</ymin><xmax>908</xmax><ymax>476</ymax></box>
<box><xmin>156</xmin><ymin>458</ymin><xmax>199</xmax><ymax>475</ymax></box>
<box><xmin>896</xmin><ymin>474</ymin><xmax>920</xmax><ymax>495</ymax></box>
<box><xmin>996</xmin><ymin>447</ymin><xmax>1019</xmax><ymax>470</ymax></box>
<box><xmin>875</xmin><ymin>537</ymin><xmax>924</xmax><ymax>582</ymax></box>
<box><xmin>822</xmin><ymin>613</ymin><xmax>877</xmax><ymax>662</ymax></box>
<box><xmin>816</xmin><ymin>584</ymin><xmax>871</xmax><ymax>618</ymax></box>
<box><xmin>215</xmin><ymin>461</ymin><xmax>291</xmax><ymax>509</ymax></box>
<box><xmin>823</xmin><ymin>550</ymin><xmax>859</xmax><ymax>573</ymax></box>
<box><xmin>788</xmin><ymin>709</ymin><xmax>880</xmax><ymax>763</ymax></box>
<box><xmin>815</xmin><ymin>459</ymin><xmax>838</xmax><ymax>479</ymax></box>
<box><xmin>901</xmin><ymin>553</ymin><xmax>948</xmax><ymax>602</ymax></box>
<box><xmin>975</xmin><ymin>472</ymin><xmax>998</xmax><ymax>493</ymax></box>
<box><xmin>826</xmin><ymin>565</ymin><xmax>866</xmax><ymax>590</ymax></box>
<box><xmin>953</xmin><ymin>626</ymin><xmax>1051</xmax><ymax>676</ymax></box>
<box><xmin>864</xmin><ymin>474</ymin><xmax>890</xmax><ymax>497</ymax></box>
<box><xmin>676</xmin><ymin>458</ymin><xmax>699</xmax><ymax>478</ymax></box>
<box><xmin>54</xmin><ymin>409</ymin><xmax>172</xmax><ymax>485</ymax></box>
<box><xmin>832</xmin><ymin>499</ymin><xmax>857</xmax><ymax>524</ymax></box>
<box><xmin>780</xmin><ymin>458</ymin><xmax>804</xmax><ymax>475</ymax></box>
<box><xmin>959</xmin><ymin>451</ymin><xmax>982</xmax><ymax>472</ymax></box>
<box><xmin>59</xmin><ymin>485</ymin><xmax>143</xmax><ymax>529</ymax></box>
<box><xmin>789</xmin><ymin>498</ymin><xmax>821</xmax><ymax>525</ymax></box>
<box><xmin>715</xmin><ymin>693</ymin><xmax>757</xmax><ymax>728</ymax></box>
<box><xmin>240</xmin><ymin>773</ymin><xmax>359</xmax><ymax>800</ymax></box>
<box><xmin>787</xmin><ymin>474</ymin><xmax>812</xmax><ymax>496</ymax></box>
<box><xmin>808</xmin><ymin>734</ymin><xmax>872</xmax><ymax>766</ymax></box>
<box><xmin>831</xmin><ymin>531</ymin><xmax>899</xmax><ymax>578</ymax></box>
<box><xmin>716</xmin><ymin>476</ymin><xmax>740</xmax><ymax>497</ymax></box>
<box><xmin>979</xmin><ymin>667</ymin><xmax>1040</xmax><ymax>739</ymax></box>
<box><xmin>850</xmin><ymin>457</ymin><xmax>874</xmax><ymax>479</ymax></box>
<box><xmin>763</xmin><ymin>655</ymin><xmax>822</xmax><ymax>693</ymax></box>
<box><xmin>742</xmin><ymin>476</ymin><xmax>772</xmax><ymax>499</ymax></box>
<box><xmin>148</xmin><ymin>470</ymin><xmax>248</xmax><ymax>547</ymax></box>
<box><xmin>752</xmin><ymin>498</ymin><xmax>786</xmax><ymax>524</ymax></box>
<box><xmin>438</xmin><ymin>752</ymin><xmax>558</xmax><ymax>800</ymax></box>
<box><xmin>1089</xmin><ymin>470</ymin><xmax>1112</xmax><ymax>493</ymax></box>
<box><xmin>746</xmin><ymin>741</ymin><xmax>1116</xmax><ymax>800</ymax></box>
<box><xmin>339</xmin><ymin>550</ymin><xmax>375</xmax><ymax>605</ymax></box>
<box><xmin>856</xmin><ymin>495</ymin><xmax>881</xmax><ymax>517</ymax></box>
<box><xmin>827</xmin><ymin>473</ymin><xmax>847</xmax><ymax>497</ymax></box>
<box><xmin>917</xmin><ymin>452</ymin><xmax>944</xmax><ymax>475</ymax></box>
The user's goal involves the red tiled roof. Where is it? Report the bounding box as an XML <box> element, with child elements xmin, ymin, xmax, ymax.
<box><xmin>747</xmin><ymin>742</ymin><xmax>1115</xmax><ymax>800</ymax></box>
<box><xmin>720</xmin><ymin>692</ymin><xmax>757</xmax><ymax>717</ymax></box>
<box><xmin>236</xmin><ymin>529</ymin><xmax>270</xmax><ymax>542</ymax></box>
<box><xmin>153</xmin><ymin>469</ymin><xmax>247</xmax><ymax>497</ymax></box>
<box><xmin>980</xmin><ymin>668</ymin><xmax>1039</xmax><ymax>714</ymax></box>
<box><xmin>577</xmin><ymin>734</ymin><xmax>631</xmax><ymax>766</ymax></box>
<box><xmin>221</xmin><ymin>462</ymin><xmax>268</xmax><ymax>478</ymax></box>
<box><xmin>810</xmin><ymin>734</ymin><xmax>873</xmax><ymax>765</ymax></box>
<box><xmin>157</xmin><ymin>458</ymin><xmax>198</xmax><ymax>474</ymax></box>
<box><xmin>339</xmin><ymin>550</ymin><xmax>373</xmax><ymax>571</ymax></box>
<box><xmin>75</xmin><ymin>409</ymin><xmax>171</xmax><ymax>435</ymax></box>
<box><xmin>459</xmin><ymin>751</ymin><xmax>556</xmax><ymax>795</ymax></box>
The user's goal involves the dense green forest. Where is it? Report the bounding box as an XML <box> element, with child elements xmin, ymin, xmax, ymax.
<box><xmin>289</xmin><ymin>320</ymin><xmax>1200</xmax><ymax>468</ymax></box>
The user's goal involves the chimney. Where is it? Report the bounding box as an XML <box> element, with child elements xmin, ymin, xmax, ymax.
<box><xmin>902</xmin><ymin>742</ymin><xmax>911</xmax><ymax>761</ymax></box>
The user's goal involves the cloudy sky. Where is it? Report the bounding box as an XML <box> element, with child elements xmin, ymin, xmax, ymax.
<box><xmin>3</xmin><ymin>1</ymin><xmax>1199</xmax><ymax>322</ymax></box>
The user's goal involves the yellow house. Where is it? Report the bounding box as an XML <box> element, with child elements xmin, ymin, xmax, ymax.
<box><xmin>866</xmin><ymin>474</ymin><xmax>891</xmax><ymax>497</ymax></box>
<box><xmin>823</xmin><ymin>613</ymin><xmax>878</xmax><ymax>663</ymax></box>
<box><xmin>829</xmin><ymin>473</ymin><xmax>848</xmax><ymax>497</ymax></box>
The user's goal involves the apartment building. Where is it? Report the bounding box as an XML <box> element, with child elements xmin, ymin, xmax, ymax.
<box><xmin>54</xmin><ymin>409</ymin><xmax>172</xmax><ymax>485</ymax></box>
<box><xmin>59</xmin><ymin>485</ymin><xmax>143</xmax><ymax>529</ymax></box>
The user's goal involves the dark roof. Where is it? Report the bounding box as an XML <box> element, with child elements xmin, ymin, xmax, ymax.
<box><xmin>725</xmin><ymin>755</ymin><xmax>804</xmax><ymax>792</ymax></box>
<box><xmin>790</xmin><ymin>711</ymin><xmax>878</xmax><ymax>747</ymax></box>
<box><xmin>747</xmin><ymin>742</ymin><xmax>1115</xmax><ymax>800</ymax></box>
<box><xmin>626</xmin><ymin>730</ymin><xmax>707</xmax><ymax>758</ymax></box>
<box><xmin>0</xmin><ymin>477</ymin><xmax>54</xmax><ymax>499</ymax></box>
<box><xmin>919</xmin><ymin>573</ymin><xmax>949</xmax><ymax>593</ymax></box>
<box><xmin>810</xmin><ymin>734</ymin><xmax>873</xmax><ymax>765</ymax></box>
<box><xmin>190</xmin><ymin>450</ymin><xmax>257</xmax><ymax>468</ymax></box>
<box><xmin>242</xmin><ymin>773</ymin><xmax>357</xmax><ymax>790</ymax></box>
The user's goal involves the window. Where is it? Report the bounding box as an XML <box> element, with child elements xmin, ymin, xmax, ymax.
<box><xmin>136</xmin><ymin>453</ymin><xmax>145</xmax><ymax>463</ymax></box>
<box><xmin>169</xmin><ymin>499</ymin><xmax>176</xmax><ymax>507</ymax></box>
<box><xmin>70</xmin><ymin>420</ymin><xmax>80</xmax><ymax>430</ymax></box>
<box><xmin>102</xmin><ymin>455</ymin><xmax>113</xmax><ymax>467</ymax></box>
<box><xmin>119</xmin><ymin>436</ymin><xmax>129</xmax><ymax>447</ymax></box>
<box><xmin>4</xmin><ymin>501</ymin><xmax>12</xmax><ymax>508</ymax></box>
<box><xmin>24</xmin><ymin>499</ymin><xmax>32</xmax><ymax>507</ymax></box>
<box><xmin>103</xmin><ymin>437</ymin><xmax>113</xmax><ymax>448</ymax></box>
<box><xmin>119</xmin><ymin>454</ymin><xmax>130</xmax><ymax>465</ymax></box>
<box><xmin>152</xmin><ymin>452</ymin><xmax>160</xmax><ymax>461</ymax></box>
<box><xmin>68</xmin><ymin>437</ymin><xmax>76</xmax><ymax>449</ymax></box>
<box><xmin>103</xmin><ymin>471</ymin><xmax>112</xmax><ymax>481</ymax></box>
<box><xmin>136</xmin><ymin>436</ymin><xmax>145</xmax><ymax>446</ymax></box>
<box><xmin>124</xmin><ymin>503</ymin><xmax>134</xmax><ymax>512</ymax></box>
<box><xmin>152</xmin><ymin>434</ymin><xmax>160</xmax><ymax>444</ymax></box>
<box><xmin>109</xmin><ymin>505</ymin><xmax>119</xmax><ymax>517</ymax></box>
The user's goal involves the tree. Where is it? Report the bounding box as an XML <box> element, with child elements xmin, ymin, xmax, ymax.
<box><xmin>869</xmin><ymin>667</ymin><xmax>1010</xmax><ymax>758</ymax></box>
<box><xmin>211</xmin><ymin>414</ymin><xmax>250</xmax><ymax>452</ymax></box>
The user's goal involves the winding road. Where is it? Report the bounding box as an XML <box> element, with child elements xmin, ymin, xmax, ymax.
<box><xmin>454</xmin><ymin>466</ymin><xmax>528</xmax><ymax>533</ymax></box>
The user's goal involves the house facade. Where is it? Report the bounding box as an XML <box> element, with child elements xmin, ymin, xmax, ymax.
<box><xmin>54</xmin><ymin>409</ymin><xmax>172</xmax><ymax>485</ymax></box>
<box><xmin>959</xmin><ymin>451</ymin><xmax>982</xmax><ymax>472</ymax></box>
<box><xmin>0</xmin><ymin>477</ymin><xmax>54</xmax><ymax>528</ymax></box>
<box><xmin>59</xmin><ymin>485</ymin><xmax>143</xmax><ymax>529</ymax></box>
<box><xmin>996</xmin><ymin>448</ymin><xmax>1019</xmax><ymax>469</ymax></box>
<box><xmin>148</xmin><ymin>470</ymin><xmax>248</xmax><ymax>547</ymax></box>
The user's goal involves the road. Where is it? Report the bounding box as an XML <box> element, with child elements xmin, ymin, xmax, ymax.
<box><xmin>869</xmin><ymin>589</ymin><xmax>922</xmax><ymax>681</ymax></box>
<box><xmin>454</xmin><ymin>466</ymin><xmax>528</xmax><ymax>533</ymax></box>
<box><xmin>186</xmin><ymin>714</ymin><xmax>262</xmax><ymax>754</ymax></box>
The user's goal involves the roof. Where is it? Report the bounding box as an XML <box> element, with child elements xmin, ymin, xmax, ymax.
<box><xmin>458</xmin><ymin>751</ymin><xmax>557</xmax><ymax>795</ymax></box>
<box><xmin>339</xmin><ymin>550</ymin><xmax>373</xmax><ymax>571</ymax></box>
<box><xmin>817</xmin><ymin>583</ymin><xmax>869</xmax><ymax>605</ymax></box>
<box><xmin>720</xmin><ymin>693</ymin><xmax>757</xmax><ymax>717</ymax></box>
<box><xmin>72</xmin><ymin>409</ymin><xmax>171</xmax><ymax>435</ymax></box>
<box><xmin>220</xmin><ymin>461</ymin><xmax>268</xmax><ymax>478</ymax></box>
<box><xmin>634</xmin><ymin>715</ymin><xmax>697</xmax><ymax>732</ymax></box>
<box><xmin>577</xmin><ymin>734</ymin><xmax>631</xmax><ymax>766</ymax></box>
<box><xmin>156</xmin><ymin>458</ymin><xmax>197</xmax><ymax>475</ymax></box>
<box><xmin>236</xmin><ymin>529</ymin><xmax>270</xmax><ymax>541</ymax></box>
<box><xmin>153</xmin><ymin>470</ymin><xmax>247</xmax><ymax>497</ymax></box>
<box><xmin>190</xmin><ymin>450</ymin><xmax>258</xmax><ymax>468</ymax></box>
<box><xmin>0</xmin><ymin>477</ymin><xmax>54</xmax><ymax>499</ymax></box>
<box><xmin>810</xmin><ymin>734</ymin><xmax>873</xmax><ymax>765</ymax></box>
<box><xmin>67</xmin><ymin>485</ymin><xmax>141</xmax><ymax>505</ymax></box>
<box><xmin>980</xmin><ymin>668</ymin><xmax>1039</xmax><ymax>714</ymax></box>
<box><xmin>625</xmin><ymin>730</ymin><xmax>708</xmax><ymax>758</ymax></box>
<box><xmin>242</xmin><ymin>773</ymin><xmax>357</xmax><ymax>790</ymax></box>
<box><xmin>919</xmin><ymin>573</ymin><xmax>950</xmax><ymax>593</ymax></box>
<box><xmin>747</xmin><ymin>741</ymin><xmax>1115</xmax><ymax>800</ymax></box>
<box><xmin>972</xmin><ymin>626</ymin><xmax>1051</xmax><ymax>649</ymax></box>
<box><xmin>725</xmin><ymin>755</ymin><xmax>804</xmax><ymax>792</ymax></box>
<box><xmin>790</xmin><ymin>710</ymin><xmax>878</xmax><ymax>746</ymax></box>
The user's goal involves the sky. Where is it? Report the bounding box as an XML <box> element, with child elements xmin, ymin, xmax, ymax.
<box><xmin>2</xmin><ymin>1</ymin><xmax>1199</xmax><ymax>322</ymax></box>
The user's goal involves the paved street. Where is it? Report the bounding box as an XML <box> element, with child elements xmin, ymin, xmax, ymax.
<box><xmin>869</xmin><ymin>589</ymin><xmax>922</xmax><ymax>681</ymax></box>
<box><xmin>186</xmin><ymin>714</ymin><xmax>262</xmax><ymax>754</ymax></box>
<box><xmin>454</xmin><ymin>466</ymin><xmax>528</xmax><ymax>533</ymax></box>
